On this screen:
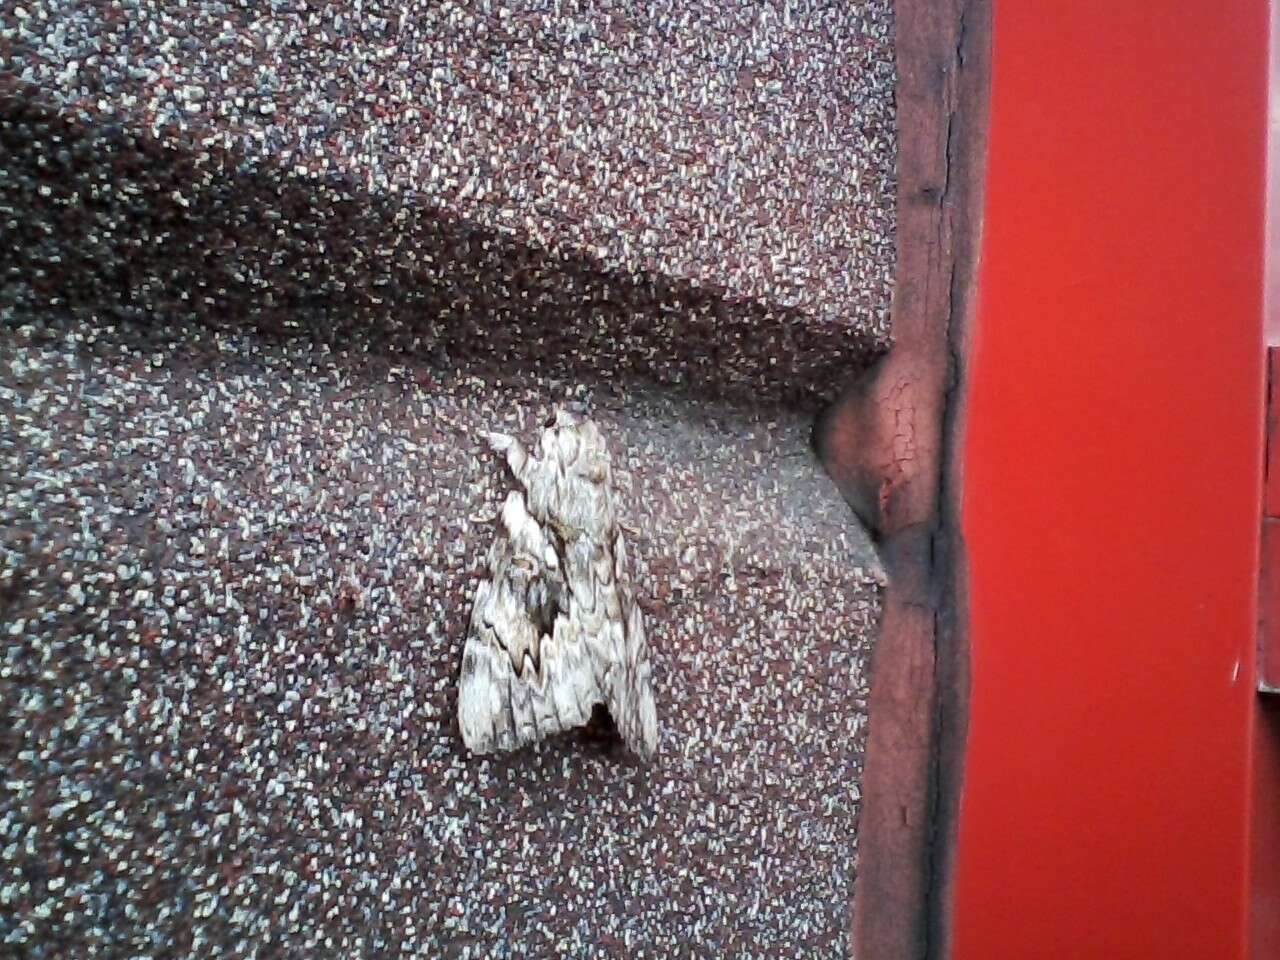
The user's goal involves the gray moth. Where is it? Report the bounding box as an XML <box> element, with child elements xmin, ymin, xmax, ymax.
<box><xmin>457</xmin><ymin>408</ymin><xmax>659</xmax><ymax>759</ymax></box>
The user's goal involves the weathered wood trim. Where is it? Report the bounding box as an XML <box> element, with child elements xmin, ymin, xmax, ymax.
<box><xmin>815</xmin><ymin>2</ymin><xmax>990</xmax><ymax>956</ymax></box>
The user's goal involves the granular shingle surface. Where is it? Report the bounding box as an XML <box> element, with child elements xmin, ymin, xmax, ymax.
<box><xmin>1</xmin><ymin>0</ymin><xmax>894</xmax><ymax>956</ymax></box>
<box><xmin>1</xmin><ymin>316</ymin><xmax>881</xmax><ymax>957</ymax></box>
<box><xmin>2</xmin><ymin>0</ymin><xmax>894</xmax><ymax>409</ymax></box>
<box><xmin>5</xmin><ymin>0</ymin><xmax>894</xmax><ymax>337</ymax></box>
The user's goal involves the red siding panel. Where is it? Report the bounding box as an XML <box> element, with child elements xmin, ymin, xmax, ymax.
<box><xmin>952</xmin><ymin>4</ymin><xmax>1269</xmax><ymax>958</ymax></box>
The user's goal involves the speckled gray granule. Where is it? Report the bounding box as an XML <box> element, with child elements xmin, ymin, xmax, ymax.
<box><xmin>1</xmin><ymin>0</ymin><xmax>894</xmax><ymax>956</ymax></box>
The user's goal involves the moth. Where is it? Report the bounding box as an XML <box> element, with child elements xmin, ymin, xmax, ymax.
<box><xmin>457</xmin><ymin>409</ymin><xmax>659</xmax><ymax>759</ymax></box>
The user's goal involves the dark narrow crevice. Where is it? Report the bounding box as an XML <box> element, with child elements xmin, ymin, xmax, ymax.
<box><xmin>922</xmin><ymin>2</ymin><xmax>987</xmax><ymax>957</ymax></box>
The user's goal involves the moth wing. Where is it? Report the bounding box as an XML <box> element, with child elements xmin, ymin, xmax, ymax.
<box><xmin>459</xmin><ymin>415</ymin><xmax>659</xmax><ymax>759</ymax></box>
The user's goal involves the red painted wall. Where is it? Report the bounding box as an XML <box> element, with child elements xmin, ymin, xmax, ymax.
<box><xmin>952</xmin><ymin>3</ymin><xmax>1270</xmax><ymax>958</ymax></box>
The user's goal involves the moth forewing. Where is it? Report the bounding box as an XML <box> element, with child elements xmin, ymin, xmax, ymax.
<box><xmin>457</xmin><ymin>410</ymin><xmax>658</xmax><ymax>759</ymax></box>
